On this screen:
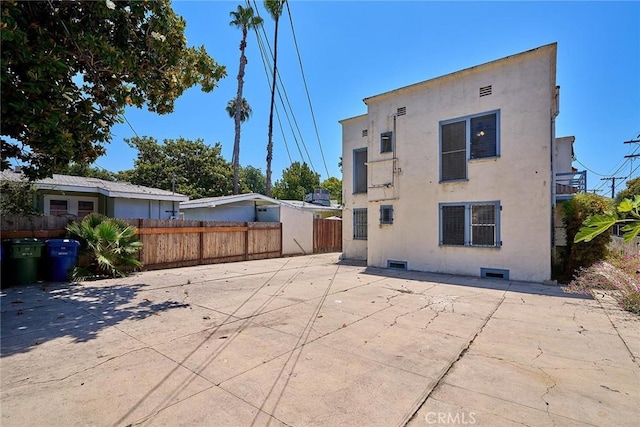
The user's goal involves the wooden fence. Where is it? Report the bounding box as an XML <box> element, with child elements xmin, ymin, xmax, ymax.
<box><xmin>313</xmin><ymin>218</ymin><xmax>342</xmax><ymax>253</ymax></box>
<box><xmin>1</xmin><ymin>216</ymin><xmax>282</xmax><ymax>270</ymax></box>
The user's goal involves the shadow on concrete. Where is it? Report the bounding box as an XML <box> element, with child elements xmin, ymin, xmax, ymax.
<box><xmin>0</xmin><ymin>281</ymin><xmax>189</xmax><ymax>357</ymax></box>
<box><xmin>358</xmin><ymin>265</ymin><xmax>590</xmax><ymax>299</ymax></box>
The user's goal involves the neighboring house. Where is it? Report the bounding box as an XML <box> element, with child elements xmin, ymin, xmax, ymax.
<box><xmin>180</xmin><ymin>193</ymin><xmax>342</xmax><ymax>256</ymax></box>
<box><xmin>340</xmin><ymin>43</ymin><xmax>586</xmax><ymax>283</ymax></box>
<box><xmin>1</xmin><ymin>170</ymin><xmax>188</xmax><ymax>219</ymax></box>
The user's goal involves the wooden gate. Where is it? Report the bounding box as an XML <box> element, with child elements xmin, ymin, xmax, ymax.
<box><xmin>313</xmin><ymin>218</ymin><xmax>342</xmax><ymax>253</ymax></box>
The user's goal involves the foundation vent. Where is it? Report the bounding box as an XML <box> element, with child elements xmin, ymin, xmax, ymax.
<box><xmin>479</xmin><ymin>85</ymin><xmax>492</xmax><ymax>97</ymax></box>
<box><xmin>387</xmin><ymin>260</ymin><xmax>408</xmax><ymax>270</ymax></box>
<box><xmin>481</xmin><ymin>268</ymin><xmax>509</xmax><ymax>280</ymax></box>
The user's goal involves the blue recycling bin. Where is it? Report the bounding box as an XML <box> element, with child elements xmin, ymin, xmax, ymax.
<box><xmin>45</xmin><ymin>239</ymin><xmax>80</xmax><ymax>282</ymax></box>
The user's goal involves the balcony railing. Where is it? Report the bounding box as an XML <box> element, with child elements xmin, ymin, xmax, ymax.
<box><xmin>556</xmin><ymin>170</ymin><xmax>587</xmax><ymax>200</ymax></box>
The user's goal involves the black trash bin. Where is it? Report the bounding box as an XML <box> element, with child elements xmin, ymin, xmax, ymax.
<box><xmin>45</xmin><ymin>239</ymin><xmax>80</xmax><ymax>282</ymax></box>
<box><xmin>3</xmin><ymin>238</ymin><xmax>45</xmax><ymax>286</ymax></box>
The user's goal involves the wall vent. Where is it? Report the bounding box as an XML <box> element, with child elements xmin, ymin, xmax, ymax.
<box><xmin>396</xmin><ymin>106</ymin><xmax>407</xmax><ymax>116</ymax></box>
<box><xmin>387</xmin><ymin>260</ymin><xmax>408</xmax><ymax>270</ymax></box>
<box><xmin>480</xmin><ymin>268</ymin><xmax>509</xmax><ymax>280</ymax></box>
<box><xmin>479</xmin><ymin>85</ymin><xmax>492</xmax><ymax>97</ymax></box>
<box><xmin>362</xmin><ymin>129</ymin><xmax>368</xmax><ymax>137</ymax></box>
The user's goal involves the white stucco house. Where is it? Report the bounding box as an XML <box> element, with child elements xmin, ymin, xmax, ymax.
<box><xmin>180</xmin><ymin>193</ymin><xmax>341</xmax><ymax>256</ymax></box>
<box><xmin>340</xmin><ymin>43</ymin><xmax>586</xmax><ymax>282</ymax></box>
<box><xmin>1</xmin><ymin>171</ymin><xmax>188</xmax><ymax>219</ymax></box>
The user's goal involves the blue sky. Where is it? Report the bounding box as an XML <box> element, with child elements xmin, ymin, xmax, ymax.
<box><xmin>102</xmin><ymin>0</ymin><xmax>640</xmax><ymax>195</ymax></box>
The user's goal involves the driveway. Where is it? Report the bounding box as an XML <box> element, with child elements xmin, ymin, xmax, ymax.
<box><xmin>1</xmin><ymin>254</ymin><xmax>638</xmax><ymax>426</ymax></box>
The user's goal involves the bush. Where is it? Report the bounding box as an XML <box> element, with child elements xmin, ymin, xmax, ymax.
<box><xmin>66</xmin><ymin>214</ymin><xmax>142</xmax><ymax>279</ymax></box>
<box><xmin>566</xmin><ymin>247</ymin><xmax>640</xmax><ymax>315</ymax></box>
<box><xmin>562</xmin><ymin>193</ymin><xmax>612</xmax><ymax>280</ymax></box>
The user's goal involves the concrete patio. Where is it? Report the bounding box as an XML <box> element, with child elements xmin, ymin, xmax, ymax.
<box><xmin>1</xmin><ymin>253</ymin><xmax>638</xmax><ymax>426</ymax></box>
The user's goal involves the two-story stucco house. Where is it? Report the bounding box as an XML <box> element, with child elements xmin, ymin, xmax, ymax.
<box><xmin>340</xmin><ymin>43</ymin><xmax>585</xmax><ymax>283</ymax></box>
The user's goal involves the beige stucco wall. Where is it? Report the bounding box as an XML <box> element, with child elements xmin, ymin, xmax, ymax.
<box><xmin>342</xmin><ymin>44</ymin><xmax>558</xmax><ymax>282</ymax></box>
<box><xmin>341</xmin><ymin>114</ymin><xmax>369</xmax><ymax>260</ymax></box>
<box><xmin>554</xmin><ymin>136</ymin><xmax>575</xmax><ymax>174</ymax></box>
<box><xmin>280</xmin><ymin>205</ymin><xmax>314</xmax><ymax>256</ymax></box>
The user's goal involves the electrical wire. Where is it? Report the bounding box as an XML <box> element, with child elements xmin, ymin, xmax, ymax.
<box><xmin>251</xmin><ymin>0</ymin><xmax>317</xmax><ymax>173</ymax></box>
<box><xmin>285</xmin><ymin>1</ymin><xmax>330</xmax><ymax>178</ymax></box>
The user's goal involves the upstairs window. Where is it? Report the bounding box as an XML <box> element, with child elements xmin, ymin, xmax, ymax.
<box><xmin>441</xmin><ymin>121</ymin><xmax>467</xmax><ymax>181</ymax></box>
<box><xmin>380</xmin><ymin>205</ymin><xmax>394</xmax><ymax>224</ymax></box>
<box><xmin>353</xmin><ymin>148</ymin><xmax>368</xmax><ymax>193</ymax></box>
<box><xmin>470</xmin><ymin>113</ymin><xmax>497</xmax><ymax>159</ymax></box>
<box><xmin>380</xmin><ymin>131</ymin><xmax>393</xmax><ymax>153</ymax></box>
<box><xmin>440</xmin><ymin>111</ymin><xmax>499</xmax><ymax>182</ymax></box>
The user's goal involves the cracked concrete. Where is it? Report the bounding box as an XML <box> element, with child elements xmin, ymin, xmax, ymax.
<box><xmin>1</xmin><ymin>253</ymin><xmax>638</xmax><ymax>426</ymax></box>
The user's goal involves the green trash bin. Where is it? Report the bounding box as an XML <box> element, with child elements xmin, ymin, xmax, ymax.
<box><xmin>3</xmin><ymin>238</ymin><xmax>44</xmax><ymax>287</ymax></box>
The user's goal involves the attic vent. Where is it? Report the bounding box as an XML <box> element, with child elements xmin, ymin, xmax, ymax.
<box><xmin>481</xmin><ymin>268</ymin><xmax>509</xmax><ymax>280</ymax></box>
<box><xmin>362</xmin><ymin>129</ymin><xmax>368</xmax><ymax>137</ymax></box>
<box><xmin>479</xmin><ymin>85</ymin><xmax>492</xmax><ymax>97</ymax></box>
<box><xmin>396</xmin><ymin>106</ymin><xmax>406</xmax><ymax>116</ymax></box>
<box><xmin>387</xmin><ymin>260</ymin><xmax>408</xmax><ymax>270</ymax></box>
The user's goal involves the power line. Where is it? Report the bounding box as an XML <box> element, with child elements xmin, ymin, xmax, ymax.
<box><xmin>574</xmin><ymin>158</ymin><xmax>608</xmax><ymax>177</ymax></box>
<box><xmin>250</xmin><ymin>0</ymin><xmax>317</xmax><ymax>173</ymax></box>
<box><xmin>600</xmin><ymin>176</ymin><xmax>626</xmax><ymax>198</ymax></box>
<box><xmin>285</xmin><ymin>1</ymin><xmax>330</xmax><ymax>178</ymax></box>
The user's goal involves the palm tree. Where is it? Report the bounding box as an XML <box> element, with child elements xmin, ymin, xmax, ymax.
<box><xmin>229</xmin><ymin>5</ymin><xmax>263</xmax><ymax>195</ymax></box>
<box><xmin>226</xmin><ymin>98</ymin><xmax>253</xmax><ymax>123</ymax></box>
<box><xmin>264</xmin><ymin>0</ymin><xmax>286</xmax><ymax>197</ymax></box>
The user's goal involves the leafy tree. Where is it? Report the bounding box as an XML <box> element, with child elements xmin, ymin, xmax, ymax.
<box><xmin>1</xmin><ymin>0</ymin><xmax>225</xmax><ymax>180</ymax></box>
<box><xmin>263</xmin><ymin>0</ymin><xmax>286</xmax><ymax>197</ymax></box>
<box><xmin>615</xmin><ymin>177</ymin><xmax>640</xmax><ymax>204</ymax></box>
<box><xmin>321</xmin><ymin>177</ymin><xmax>342</xmax><ymax>205</ymax></box>
<box><xmin>0</xmin><ymin>180</ymin><xmax>39</xmax><ymax>215</ymax></box>
<box><xmin>229</xmin><ymin>5</ymin><xmax>263</xmax><ymax>195</ymax></box>
<box><xmin>122</xmin><ymin>136</ymin><xmax>233</xmax><ymax>199</ymax></box>
<box><xmin>58</xmin><ymin>163</ymin><xmax>117</xmax><ymax>181</ymax></box>
<box><xmin>240</xmin><ymin>165</ymin><xmax>266</xmax><ymax>194</ymax></box>
<box><xmin>575</xmin><ymin>196</ymin><xmax>640</xmax><ymax>244</ymax></box>
<box><xmin>272</xmin><ymin>162</ymin><xmax>320</xmax><ymax>200</ymax></box>
<box><xmin>67</xmin><ymin>213</ymin><xmax>142</xmax><ymax>279</ymax></box>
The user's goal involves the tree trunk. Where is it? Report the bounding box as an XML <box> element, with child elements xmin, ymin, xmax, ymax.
<box><xmin>265</xmin><ymin>17</ymin><xmax>279</xmax><ymax>197</ymax></box>
<box><xmin>233</xmin><ymin>28</ymin><xmax>248</xmax><ymax>195</ymax></box>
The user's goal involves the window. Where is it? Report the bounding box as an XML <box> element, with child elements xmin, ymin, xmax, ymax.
<box><xmin>440</xmin><ymin>111</ymin><xmax>499</xmax><ymax>182</ymax></box>
<box><xmin>439</xmin><ymin>202</ymin><xmax>500</xmax><ymax>248</ymax></box>
<box><xmin>380</xmin><ymin>205</ymin><xmax>393</xmax><ymax>224</ymax></box>
<box><xmin>353</xmin><ymin>148</ymin><xmax>368</xmax><ymax>193</ymax></box>
<box><xmin>353</xmin><ymin>208</ymin><xmax>367</xmax><ymax>240</ymax></box>
<box><xmin>49</xmin><ymin>200</ymin><xmax>68</xmax><ymax>216</ymax></box>
<box><xmin>380</xmin><ymin>131</ymin><xmax>393</xmax><ymax>153</ymax></box>
<box><xmin>78</xmin><ymin>201</ymin><xmax>95</xmax><ymax>218</ymax></box>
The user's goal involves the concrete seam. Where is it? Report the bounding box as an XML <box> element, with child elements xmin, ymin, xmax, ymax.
<box><xmin>399</xmin><ymin>288</ymin><xmax>509</xmax><ymax>427</ymax></box>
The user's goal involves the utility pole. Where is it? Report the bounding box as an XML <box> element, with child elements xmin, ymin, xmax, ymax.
<box><xmin>600</xmin><ymin>176</ymin><xmax>626</xmax><ymax>198</ymax></box>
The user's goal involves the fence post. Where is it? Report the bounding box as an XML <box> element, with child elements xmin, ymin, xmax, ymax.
<box><xmin>199</xmin><ymin>221</ymin><xmax>205</xmax><ymax>265</ymax></box>
<box><xmin>244</xmin><ymin>222</ymin><xmax>249</xmax><ymax>260</ymax></box>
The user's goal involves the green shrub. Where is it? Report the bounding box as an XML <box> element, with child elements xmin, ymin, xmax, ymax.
<box><xmin>562</xmin><ymin>193</ymin><xmax>612</xmax><ymax>280</ymax></box>
<box><xmin>66</xmin><ymin>213</ymin><xmax>142</xmax><ymax>279</ymax></box>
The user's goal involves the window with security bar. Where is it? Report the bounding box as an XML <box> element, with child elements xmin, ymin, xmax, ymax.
<box><xmin>440</xmin><ymin>202</ymin><xmax>500</xmax><ymax>248</ymax></box>
<box><xmin>353</xmin><ymin>208</ymin><xmax>368</xmax><ymax>240</ymax></box>
<box><xmin>380</xmin><ymin>205</ymin><xmax>393</xmax><ymax>225</ymax></box>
